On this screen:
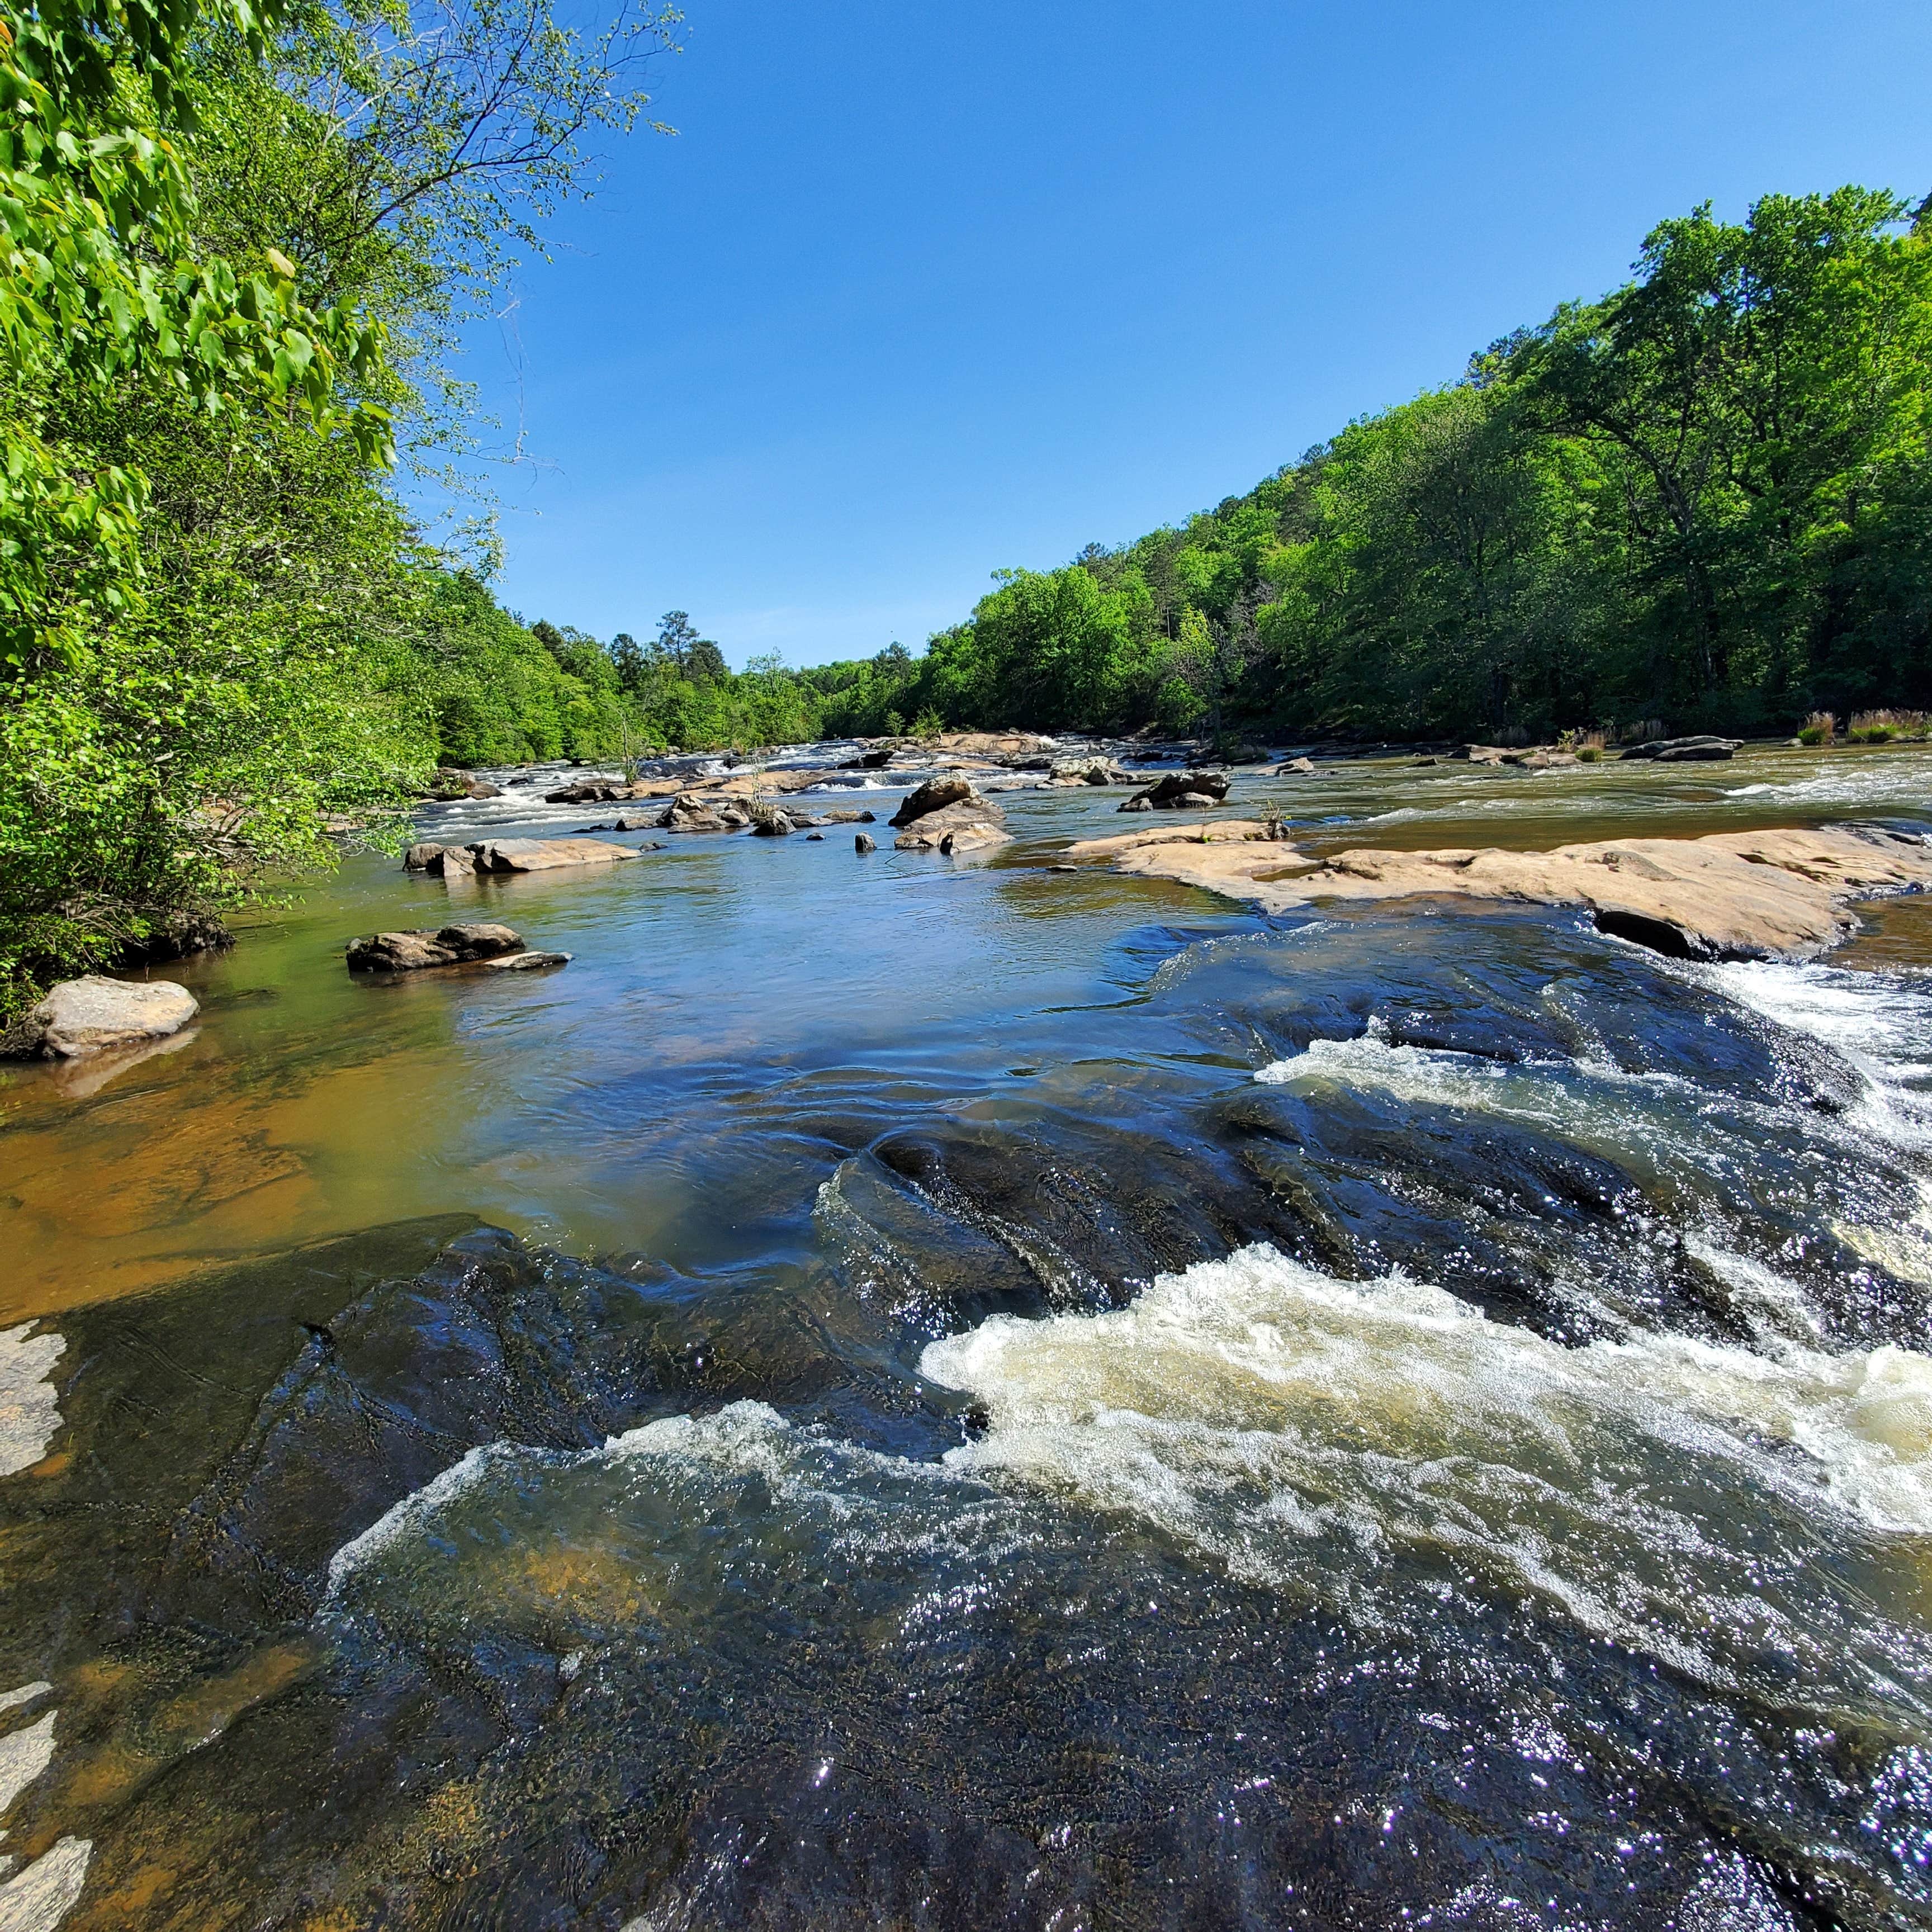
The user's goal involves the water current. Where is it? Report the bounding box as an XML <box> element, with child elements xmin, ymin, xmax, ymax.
<box><xmin>3</xmin><ymin>742</ymin><xmax>1932</xmax><ymax>1929</ymax></box>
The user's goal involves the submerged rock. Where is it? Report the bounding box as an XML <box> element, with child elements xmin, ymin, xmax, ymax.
<box><xmin>5</xmin><ymin>974</ymin><xmax>199</xmax><ymax>1059</ymax></box>
<box><xmin>346</xmin><ymin>924</ymin><xmax>569</xmax><ymax>973</ymax></box>
<box><xmin>1118</xmin><ymin>769</ymin><xmax>1231</xmax><ymax>811</ymax></box>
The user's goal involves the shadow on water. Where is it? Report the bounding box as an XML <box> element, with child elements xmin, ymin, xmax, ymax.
<box><xmin>4</xmin><ymin>749</ymin><xmax>1932</xmax><ymax>1926</ymax></box>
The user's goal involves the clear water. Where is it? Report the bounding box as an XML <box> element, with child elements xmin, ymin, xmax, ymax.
<box><xmin>3</xmin><ymin>741</ymin><xmax>1932</xmax><ymax>1929</ymax></box>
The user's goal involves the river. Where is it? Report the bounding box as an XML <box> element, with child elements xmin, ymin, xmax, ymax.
<box><xmin>3</xmin><ymin>742</ymin><xmax>1931</xmax><ymax>1929</ymax></box>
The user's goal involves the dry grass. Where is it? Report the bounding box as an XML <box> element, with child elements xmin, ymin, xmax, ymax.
<box><xmin>1847</xmin><ymin>708</ymin><xmax>1929</xmax><ymax>743</ymax></box>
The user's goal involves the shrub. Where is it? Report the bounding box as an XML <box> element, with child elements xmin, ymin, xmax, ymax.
<box><xmin>1797</xmin><ymin>711</ymin><xmax>1837</xmax><ymax>746</ymax></box>
<box><xmin>1847</xmin><ymin>709</ymin><xmax>1928</xmax><ymax>743</ymax></box>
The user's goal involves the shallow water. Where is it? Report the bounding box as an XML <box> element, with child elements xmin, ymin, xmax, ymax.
<box><xmin>3</xmin><ymin>741</ymin><xmax>1932</xmax><ymax>1928</ymax></box>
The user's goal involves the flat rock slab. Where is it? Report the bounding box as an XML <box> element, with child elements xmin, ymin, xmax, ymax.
<box><xmin>348</xmin><ymin>924</ymin><xmax>569</xmax><ymax>974</ymax></box>
<box><xmin>472</xmin><ymin>839</ymin><xmax>642</xmax><ymax>872</ymax></box>
<box><xmin>1064</xmin><ymin>822</ymin><xmax>1932</xmax><ymax>961</ymax></box>
<box><xmin>7</xmin><ymin>975</ymin><xmax>200</xmax><ymax>1059</ymax></box>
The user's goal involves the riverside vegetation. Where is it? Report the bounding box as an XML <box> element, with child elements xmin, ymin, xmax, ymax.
<box><xmin>0</xmin><ymin>0</ymin><xmax>1926</xmax><ymax>1017</ymax></box>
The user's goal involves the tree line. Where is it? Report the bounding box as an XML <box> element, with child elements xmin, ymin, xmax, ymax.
<box><xmin>506</xmin><ymin>186</ymin><xmax>1932</xmax><ymax>758</ymax></box>
<box><xmin>1</xmin><ymin>0</ymin><xmax>1924</xmax><ymax>1019</ymax></box>
<box><xmin>894</xmin><ymin>187</ymin><xmax>1932</xmax><ymax>744</ymax></box>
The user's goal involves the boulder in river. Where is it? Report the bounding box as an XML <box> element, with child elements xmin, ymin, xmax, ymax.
<box><xmin>1272</xmin><ymin>757</ymin><xmax>1316</xmax><ymax>775</ymax></box>
<box><xmin>1118</xmin><ymin>769</ymin><xmax>1231</xmax><ymax>811</ymax></box>
<box><xmin>542</xmin><ymin>777</ymin><xmax>647</xmax><ymax>804</ymax></box>
<box><xmin>346</xmin><ymin>924</ymin><xmax>570</xmax><ymax>974</ymax></box>
<box><xmin>855</xmin><ymin>833</ymin><xmax>877</xmax><ymax>854</ymax></box>
<box><xmin>1619</xmin><ymin>736</ymin><xmax>1744</xmax><ymax>762</ymax></box>
<box><xmin>749</xmin><ymin>806</ymin><xmax>796</xmax><ymax>836</ymax></box>
<box><xmin>657</xmin><ymin>792</ymin><xmax>746</xmax><ymax>834</ymax></box>
<box><xmin>404</xmin><ymin>842</ymin><xmax>480</xmax><ymax>874</ymax></box>
<box><xmin>424</xmin><ymin>768</ymin><xmax>500</xmax><ymax>801</ymax></box>
<box><xmin>1044</xmin><ymin>757</ymin><xmax>1134</xmax><ymax>787</ymax></box>
<box><xmin>889</xmin><ymin>776</ymin><xmax>977</xmax><ymax>827</ymax></box>
<box><xmin>896</xmin><ymin>801</ymin><xmax>1013</xmax><ymax>852</ymax></box>
<box><xmin>5</xmin><ymin>974</ymin><xmax>199</xmax><ymax>1059</ymax></box>
<box><xmin>470</xmin><ymin>838</ymin><xmax>642</xmax><ymax>872</ymax></box>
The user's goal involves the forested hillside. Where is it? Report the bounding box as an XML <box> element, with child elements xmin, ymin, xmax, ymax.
<box><xmin>0</xmin><ymin>0</ymin><xmax>677</xmax><ymax>1006</ymax></box>
<box><xmin>494</xmin><ymin>186</ymin><xmax>1932</xmax><ymax>754</ymax></box>
<box><xmin>895</xmin><ymin>188</ymin><xmax>1932</xmax><ymax>742</ymax></box>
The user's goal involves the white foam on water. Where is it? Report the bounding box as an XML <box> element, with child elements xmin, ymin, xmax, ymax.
<box><xmin>0</xmin><ymin>1328</ymin><xmax>65</xmax><ymax>1480</ymax></box>
<box><xmin>1252</xmin><ymin>1022</ymin><xmax>1717</xmax><ymax>1174</ymax></box>
<box><xmin>921</xmin><ymin>1243</ymin><xmax>1932</xmax><ymax>1692</ymax></box>
<box><xmin>1702</xmin><ymin>959</ymin><xmax>1932</xmax><ymax>1154</ymax></box>
<box><xmin>322</xmin><ymin>1442</ymin><xmax>513</xmax><ymax>1595</ymax></box>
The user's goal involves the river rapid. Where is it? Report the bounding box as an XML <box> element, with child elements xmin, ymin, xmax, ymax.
<box><xmin>4</xmin><ymin>742</ymin><xmax>1932</xmax><ymax>1930</ymax></box>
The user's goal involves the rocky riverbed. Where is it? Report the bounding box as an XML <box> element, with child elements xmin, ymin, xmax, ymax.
<box><xmin>3</xmin><ymin>735</ymin><xmax>1932</xmax><ymax>1930</ymax></box>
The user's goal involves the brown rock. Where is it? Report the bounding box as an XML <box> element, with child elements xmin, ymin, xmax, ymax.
<box><xmin>895</xmin><ymin>802</ymin><xmax>1014</xmax><ymax>851</ymax></box>
<box><xmin>889</xmin><ymin>777</ymin><xmax>976</xmax><ymax>827</ymax></box>
<box><xmin>1044</xmin><ymin>757</ymin><xmax>1134</xmax><ymax>787</ymax></box>
<box><xmin>404</xmin><ymin>842</ymin><xmax>479</xmax><ymax>874</ymax></box>
<box><xmin>347</xmin><ymin>922</ymin><xmax>528</xmax><ymax>973</ymax></box>
<box><xmin>469</xmin><ymin>839</ymin><xmax>643</xmax><ymax>872</ymax></box>
<box><xmin>1064</xmin><ymin>822</ymin><xmax>1932</xmax><ymax>961</ymax></box>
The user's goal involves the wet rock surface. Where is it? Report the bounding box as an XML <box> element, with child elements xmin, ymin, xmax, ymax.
<box><xmin>11</xmin><ymin>744</ymin><xmax>1932</xmax><ymax>1930</ymax></box>
<box><xmin>12</xmin><ymin>896</ymin><xmax>1932</xmax><ymax>1930</ymax></box>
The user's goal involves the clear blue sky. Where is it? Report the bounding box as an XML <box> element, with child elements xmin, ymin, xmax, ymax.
<box><xmin>475</xmin><ymin>0</ymin><xmax>1932</xmax><ymax>669</ymax></box>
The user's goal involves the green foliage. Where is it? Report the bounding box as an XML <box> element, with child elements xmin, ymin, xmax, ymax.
<box><xmin>895</xmin><ymin>187</ymin><xmax>1932</xmax><ymax>744</ymax></box>
<box><xmin>0</xmin><ymin>0</ymin><xmax>679</xmax><ymax>1011</ymax></box>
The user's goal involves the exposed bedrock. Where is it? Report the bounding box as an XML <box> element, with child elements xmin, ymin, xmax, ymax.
<box><xmin>1065</xmin><ymin>821</ymin><xmax>1932</xmax><ymax>960</ymax></box>
<box><xmin>889</xmin><ymin>779</ymin><xmax>1012</xmax><ymax>852</ymax></box>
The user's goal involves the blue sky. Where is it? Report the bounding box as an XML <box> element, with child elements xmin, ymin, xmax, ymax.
<box><xmin>472</xmin><ymin>0</ymin><xmax>1932</xmax><ymax>668</ymax></box>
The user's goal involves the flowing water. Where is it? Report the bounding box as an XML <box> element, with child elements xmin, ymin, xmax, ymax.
<box><xmin>3</xmin><ymin>742</ymin><xmax>1932</xmax><ymax>1929</ymax></box>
